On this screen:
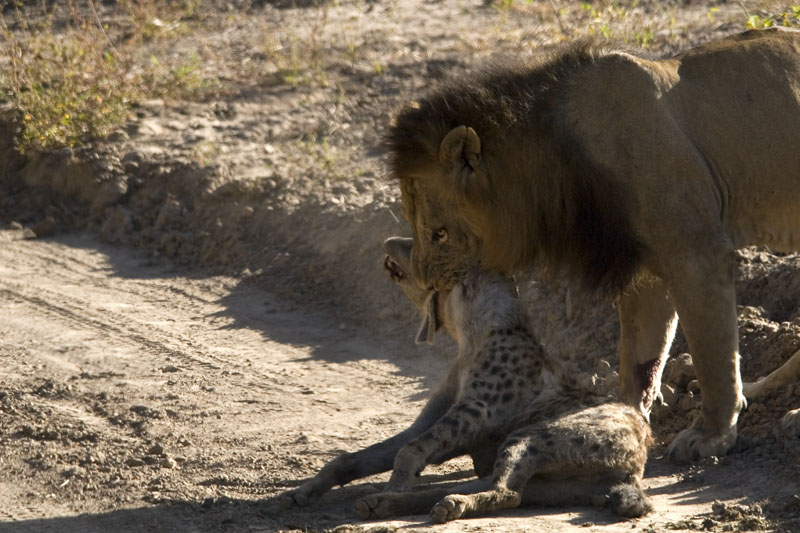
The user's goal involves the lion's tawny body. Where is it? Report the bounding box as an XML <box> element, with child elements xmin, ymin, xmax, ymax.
<box><xmin>388</xmin><ymin>28</ymin><xmax>800</xmax><ymax>462</ymax></box>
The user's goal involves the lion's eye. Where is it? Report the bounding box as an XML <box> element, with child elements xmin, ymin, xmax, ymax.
<box><xmin>432</xmin><ymin>228</ymin><xmax>448</xmax><ymax>244</ymax></box>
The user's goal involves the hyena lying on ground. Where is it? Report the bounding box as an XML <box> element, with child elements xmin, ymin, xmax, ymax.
<box><xmin>281</xmin><ymin>237</ymin><xmax>652</xmax><ymax>522</ymax></box>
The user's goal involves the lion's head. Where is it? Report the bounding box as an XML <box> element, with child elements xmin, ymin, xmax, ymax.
<box><xmin>387</xmin><ymin>46</ymin><xmax>644</xmax><ymax>295</ymax></box>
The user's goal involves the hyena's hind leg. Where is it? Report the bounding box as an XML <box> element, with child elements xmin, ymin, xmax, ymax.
<box><xmin>354</xmin><ymin>478</ymin><xmax>492</xmax><ymax>519</ymax></box>
<box><xmin>431</xmin><ymin>404</ymin><xmax>652</xmax><ymax>523</ymax></box>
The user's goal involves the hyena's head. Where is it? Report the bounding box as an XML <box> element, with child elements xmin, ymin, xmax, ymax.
<box><xmin>383</xmin><ymin>237</ymin><xmax>521</xmax><ymax>346</ymax></box>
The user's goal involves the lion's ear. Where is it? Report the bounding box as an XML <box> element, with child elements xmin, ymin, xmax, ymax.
<box><xmin>438</xmin><ymin>126</ymin><xmax>488</xmax><ymax>203</ymax></box>
<box><xmin>439</xmin><ymin>125</ymin><xmax>480</xmax><ymax>165</ymax></box>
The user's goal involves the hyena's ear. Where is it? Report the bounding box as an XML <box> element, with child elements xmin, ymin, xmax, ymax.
<box><xmin>438</xmin><ymin>126</ymin><xmax>490</xmax><ymax>204</ymax></box>
<box><xmin>415</xmin><ymin>292</ymin><xmax>439</xmax><ymax>345</ymax></box>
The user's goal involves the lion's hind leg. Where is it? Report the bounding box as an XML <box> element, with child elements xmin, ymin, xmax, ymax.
<box><xmin>743</xmin><ymin>348</ymin><xmax>800</xmax><ymax>400</ymax></box>
<box><xmin>741</xmin><ymin>350</ymin><xmax>800</xmax><ymax>446</ymax></box>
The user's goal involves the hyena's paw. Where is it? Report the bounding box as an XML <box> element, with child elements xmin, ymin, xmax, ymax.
<box><xmin>666</xmin><ymin>426</ymin><xmax>737</xmax><ymax>463</ymax></box>
<box><xmin>354</xmin><ymin>492</ymin><xmax>405</xmax><ymax>519</ymax></box>
<box><xmin>279</xmin><ymin>486</ymin><xmax>317</xmax><ymax>509</ymax></box>
<box><xmin>430</xmin><ymin>494</ymin><xmax>471</xmax><ymax>523</ymax></box>
<box><xmin>608</xmin><ymin>484</ymin><xmax>653</xmax><ymax>518</ymax></box>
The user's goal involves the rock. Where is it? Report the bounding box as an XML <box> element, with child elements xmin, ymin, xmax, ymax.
<box><xmin>107</xmin><ymin>130</ymin><xmax>129</xmax><ymax>142</ymax></box>
<box><xmin>92</xmin><ymin>175</ymin><xmax>128</xmax><ymax>213</ymax></box>
<box><xmin>148</xmin><ymin>443</ymin><xmax>165</xmax><ymax>456</ymax></box>
<box><xmin>31</xmin><ymin>216</ymin><xmax>58</xmax><ymax>238</ymax></box>
<box><xmin>61</xmin><ymin>465</ymin><xmax>87</xmax><ymax>478</ymax></box>
<box><xmin>160</xmin><ymin>456</ymin><xmax>177</xmax><ymax>469</ymax></box>
<box><xmin>660</xmin><ymin>383</ymin><xmax>677</xmax><ymax>407</ymax></box>
<box><xmin>680</xmin><ymin>391</ymin><xmax>699</xmax><ymax>412</ymax></box>
<box><xmin>125</xmin><ymin>458</ymin><xmax>145</xmax><ymax>467</ymax></box>
<box><xmin>154</xmin><ymin>199</ymin><xmax>184</xmax><ymax>230</ymax></box>
<box><xmin>665</xmin><ymin>353</ymin><xmax>695</xmax><ymax>389</ymax></box>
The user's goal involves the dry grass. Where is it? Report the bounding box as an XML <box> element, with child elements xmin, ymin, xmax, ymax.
<box><xmin>0</xmin><ymin>0</ymin><xmax>213</xmax><ymax>154</ymax></box>
<box><xmin>2</xmin><ymin>0</ymin><xmax>798</xmax><ymax>155</ymax></box>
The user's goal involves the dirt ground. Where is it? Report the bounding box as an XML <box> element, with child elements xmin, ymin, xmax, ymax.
<box><xmin>1</xmin><ymin>1</ymin><xmax>800</xmax><ymax>532</ymax></box>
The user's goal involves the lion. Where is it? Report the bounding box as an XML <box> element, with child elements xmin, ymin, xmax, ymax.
<box><xmin>387</xmin><ymin>27</ymin><xmax>800</xmax><ymax>462</ymax></box>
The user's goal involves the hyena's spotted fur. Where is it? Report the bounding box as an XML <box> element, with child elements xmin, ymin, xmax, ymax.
<box><xmin>281</xmin><ymin>237</ymin><xmax>652</xmax><ymax>522</ymax></box>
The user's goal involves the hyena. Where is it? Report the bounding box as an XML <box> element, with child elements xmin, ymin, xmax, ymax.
<box><xmin>281</xmin><ymin>237</ymin><xmax>652</xmax><ymax>522</ymax></box>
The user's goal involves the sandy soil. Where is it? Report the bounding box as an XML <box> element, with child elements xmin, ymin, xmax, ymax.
<box><xmin>1</xmin><ymin>230</ymin><xmax>797</xmax><ymax>533</ymax></box>
<box><xmin>1</xmin><ymin>1</ymin><xmax>800</xmax><ymax>532</ymax></box>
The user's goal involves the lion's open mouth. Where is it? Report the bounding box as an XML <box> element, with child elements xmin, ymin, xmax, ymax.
<box><xmin>384</xmin><ymin>255</ymin><xmax>407</xmax><ymax>282</ymax></box>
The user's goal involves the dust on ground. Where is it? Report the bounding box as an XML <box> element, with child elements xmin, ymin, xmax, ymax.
<box><xmin>1</xmin><ymin>1</ymin><xmax>799</xmax><ymax>532</ymax></box>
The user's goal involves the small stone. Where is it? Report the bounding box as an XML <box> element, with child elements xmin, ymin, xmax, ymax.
<box><xmin>61</xmin><ymin>465</ymin><xmax>86</xmax><ymax>478</ymax></box>
<box><xmin>31</xmin><ymin>217</ymin><xmax>58</xmax><ymax>238</ymax></box>
<box><xmin>125</xmin><ymin>458</ymin><xmax>145</xmax><ymax>467</ymax></box>
<box><xmin>160</xmin><ymin>456</ymin><xmax>177</xmax><ymax>469</ymax></box>
<box><xmin>660</xmin><ymin>383</ymin><xmax>677</xmax><ymax>406</ymax></box>
<box><xmin>148</xmin><ymin>443</ymin><xmax>165</xmax><ymax>456</ymax></box>
<box><xmin>680</xmin><ymin>391</ymin><xmax>698</xmax><ymax>411</ymax></box>
<box><xmin>107</xmin><ymin>130</ymin><xmax>129</xmax><ymax>142</ymax></box>
<box><xmin>8</xmin><ymin>221</ymin><xmax>23</xmax><ymax>230</ymax></box>
<box><xmin>665</xmin><ymin>353</ymin><xmax>696</xmax><ymax>389</ymax></box>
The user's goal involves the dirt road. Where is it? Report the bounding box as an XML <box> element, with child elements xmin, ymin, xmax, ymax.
<box><xmin>0</xmin><ymin>230</ymin><xmax>797</xmax><ymax>533</ymax></box>
<box><xmin>0</xmin><ymin>230</ymin><xmax>436</xmax><ymax>532</ymax></box>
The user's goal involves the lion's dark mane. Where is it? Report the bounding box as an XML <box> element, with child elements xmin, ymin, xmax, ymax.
<box><xmin>388</xmin><ymin>43</ymin><xmax>645</xmax><ymax>295</ymax></box>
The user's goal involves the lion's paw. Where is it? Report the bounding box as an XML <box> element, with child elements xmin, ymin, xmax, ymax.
<box><xmin>430</xmin><ymin>495</ymin><xmax>470</xmax><ymax>523</ymax></box>
<box><xmin>666</xmin><ymin>427</ymin><xmax>737</xmax><ymax>463</ymax></box>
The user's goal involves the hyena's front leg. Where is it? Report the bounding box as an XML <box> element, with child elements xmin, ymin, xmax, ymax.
<box><xmin>384</xmin><ymin>405</ymin><xmax>488</xmax><ymax>493</ymax></box>
<box><xmin>353</xmin><ymin>409</ymin><xmax>484</xmax><ymax>520</ymax></box>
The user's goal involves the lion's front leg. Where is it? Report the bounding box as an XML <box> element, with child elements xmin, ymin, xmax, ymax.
<box><xmin>664</xmin><ymin>251</ymin><xmax>746</xmax><ymax>462</ymax></box>
<box><xmin>618</xmin><ymin>275</ymin><xmax>678</xmax><ymax>418</ymax></box>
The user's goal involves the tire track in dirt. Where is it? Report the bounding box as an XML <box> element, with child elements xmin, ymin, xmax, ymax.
<box><xmin>0</xmin><ymin>284</ymin><xmax>228</xmax><ymax>370</ymax></box>
<box><xmin>0</xmin><ymin>230</ymin><xmax>433</xmax><ymax>531</ymax></box>
<box><xmin>0</xmin><ymin>233</ymin><xmax>406</xmax><ymax>401</ymax></box>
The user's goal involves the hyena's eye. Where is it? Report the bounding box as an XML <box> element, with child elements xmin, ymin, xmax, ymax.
<box><xmin>432</xmin><ymin>227</ymin><xmax>448</xmax><ymax>244</ymax></box>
